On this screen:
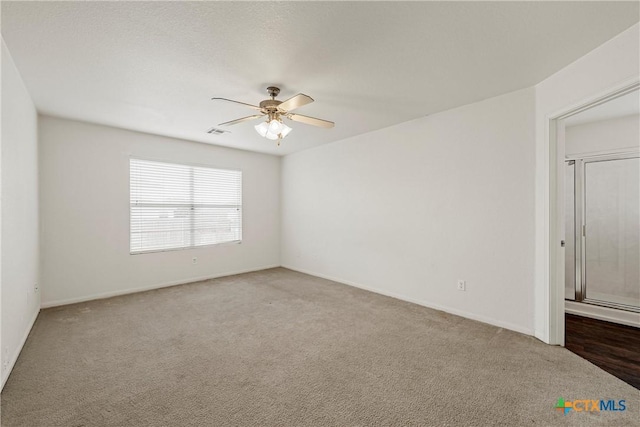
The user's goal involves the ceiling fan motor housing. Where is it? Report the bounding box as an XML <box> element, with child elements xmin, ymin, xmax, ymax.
<box><xmin>260</xmin><ymin>96</ymin><xmax>284</xmax><ymax>121</ymax></box>
<box><xmin>259</xmin><ymin>99</ymin><xmax>282</xmax><ymax>110</ymax></box>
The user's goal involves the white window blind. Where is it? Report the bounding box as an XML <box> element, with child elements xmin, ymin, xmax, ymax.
<box><xmin>130</xmin><ymin>158</ymin><xmax>242</xmax><ymax>254</ymax></box>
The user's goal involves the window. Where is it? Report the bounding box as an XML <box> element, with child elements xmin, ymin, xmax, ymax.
<box><xmin>130</xmin><ymin>158</ymin><xmax>242</xmax><ymax>254</ymax></box>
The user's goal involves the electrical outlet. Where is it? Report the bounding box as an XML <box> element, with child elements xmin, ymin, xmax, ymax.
<box><xmin>457</xmin><ymin>280</ymin><xmax>466</xmax><ymax>291</ymax></box>
<box><xmin>192</xmin><ymin>257</ymin><xmax>198</xmax><ymax>265</ymax></box>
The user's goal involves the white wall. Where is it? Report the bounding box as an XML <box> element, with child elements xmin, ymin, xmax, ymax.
<box><xmin>534</xmin><ymin>23</ymin><xmax>640</xmax><ymax>343</ymax></box>
<box><xmin>566</xmin><ymin>114</ymin><xmax>639</xmax><ymax>156</ymax></box>
<box><xmin>39</xmin><ymin>116</ymin><xmax>280</xmax><ymax>306</ymax></box>
<box><xmin>281</xmin><ymin>88</ymin><xmax>536</xmax><ymax>335</ymax></box>
<box><xmin>1</xmin><ymin>39</ymin><xmax>40</xmax><ymax>389</ymax></box>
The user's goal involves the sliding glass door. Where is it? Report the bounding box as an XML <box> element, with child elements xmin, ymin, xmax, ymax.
<box><xmin>565</xmin><ymin>154</ymin><xmax>640</xmax><ymax>312</ymax></box>
<box><xmin>584</xmin><ymin>156</ymin><xmax>640</xmax><ymax>309</ymax></box>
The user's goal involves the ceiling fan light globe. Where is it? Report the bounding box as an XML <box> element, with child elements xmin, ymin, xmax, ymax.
<box><xmin>265</xmin><ymin>131</ymin><xmax>279</xmax><ymax>140</ymax></box>
<box><xmin>254</xmin><ymin>122</ymin><xmax>269</xmax><ymax>137</ymax></box>
<box><xmin>268</xmin><ymin>119</ymin><xmax>283</xmax><ymax>135</ymax></box>
<box><xmin>280</xmin><ymin>124</ymin><xmax>292</xmax><ymax>138</ymax></box>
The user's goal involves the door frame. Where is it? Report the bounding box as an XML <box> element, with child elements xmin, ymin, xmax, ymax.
<box><xmin>546</xmin><ymin>77</ymin><xmax>639</xmax><ymax>346</ymax></box>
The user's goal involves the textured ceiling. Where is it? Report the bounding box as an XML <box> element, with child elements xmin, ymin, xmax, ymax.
<box><xmin>2</xmin><ymin>1</ymin><xmax>638</xmax><ymax>155</ymax></box>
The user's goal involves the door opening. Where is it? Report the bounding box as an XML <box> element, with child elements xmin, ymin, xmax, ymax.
<box><xmin>564</xmin><ymin>153</ymin><xmax>640</xmax><ymax>318</ymax></box>
<box><xmin>548</xmin><ymin>81</ymin><xmax>639</xmax><ymax>346</ymax></box>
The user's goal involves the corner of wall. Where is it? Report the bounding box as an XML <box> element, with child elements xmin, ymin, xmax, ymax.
<box><xmin>1</xmin><ymin>38</ymin><xmax>41</xmax><ymax>391</ymax></box>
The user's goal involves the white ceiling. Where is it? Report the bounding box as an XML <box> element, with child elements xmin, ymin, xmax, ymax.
<box><xmin>2</xmin><ymin>2</ymin><xmax>638</xmax><ymax>156</ymax></box>
<box><xmin>564</xmin><ymin>90</ymin><xmax>639</xmax><ymax>127</ymax></box>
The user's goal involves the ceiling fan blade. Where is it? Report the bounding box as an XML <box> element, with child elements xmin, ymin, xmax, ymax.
<box><xmin>211</xmin><ymin>97</ymin><xmax>263</xmax><ymax>111</ymax></box>
<box><xmin>287</xmin><ymin>113</ymin><xmax>334</xmax><ymax>128</ymax></box>
<box><xmin>278</xmin><ymin>94</ymin><xmax>314</xmax><ymax>112</ymax></box>
<box><xmin>218</xmin><ymin>114</ymin><xmax>265</xmax><ymax>126</ymax></box>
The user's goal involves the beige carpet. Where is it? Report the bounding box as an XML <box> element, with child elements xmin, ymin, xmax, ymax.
<box><xmin>2</xmin><ymin>268</ymin><xmax>638</xmax><ymax>426</ymax></box>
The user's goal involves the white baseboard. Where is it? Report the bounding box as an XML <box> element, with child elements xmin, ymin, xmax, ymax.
<box><xmin>282</xmin><ymin>265</ymin><xmax>534</xmax><ymax>336</ymax></box>
<box><xmin>41</xmin><ymin>264</ymin><xmax>280</xmax><ymax>309</ymax></box>
<box><xmin>565</xmin><ymin>300</ymin><xmax>640</xmax><ymax>328</ymax></box>
<box><xmin>1</xmin><ymin>308</ymin><xmax>40</xmax><ymax>391</ymax></box>
<box><xmin>534</xmin><ymin>328</ymin><xmax>548</xmax><ymax>344</ymax></box>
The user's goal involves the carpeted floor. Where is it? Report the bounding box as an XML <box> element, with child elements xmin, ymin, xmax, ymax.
<box><xmin>1</xmin><ymin>268</ymin><xmax>638</xmax><ymax>426</ymax></box>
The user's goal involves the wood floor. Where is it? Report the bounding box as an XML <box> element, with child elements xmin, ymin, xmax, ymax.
<box><xmin>565</xmin><ymin>313</ymin><xmax>640</xmax><ymax>389</ymax></box>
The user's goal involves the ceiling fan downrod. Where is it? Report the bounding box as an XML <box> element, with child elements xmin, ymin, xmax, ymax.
<box><xmin>267</xmin><ymin>86</ymin><xmax>280</xmax><ymax>99</ymax></box>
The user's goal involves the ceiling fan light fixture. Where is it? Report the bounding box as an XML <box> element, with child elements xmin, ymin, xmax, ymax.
<box><xmin>280</xmin><ymin>123</ymin><xmax>292</xmax><ymax>138</ymax></box>
<box><xmin>254</xmin><ymin>121</ymin><xmax>269</xmax><ymax>137</ymax></box>
<box><xmin>268</xmin><ymin>119</ymin><xmax>284</xmax><ymax>135</ymax></box>
<box><xmin>265</xmin><ymin>131</ymin><xmax>279</xmax><ymax>140</ymax></box>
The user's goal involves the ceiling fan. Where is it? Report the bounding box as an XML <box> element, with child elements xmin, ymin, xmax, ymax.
<box><xmin>212</xmin><ymin>86</ymin><xmax>334</xmax><ymax>145</ymax></box>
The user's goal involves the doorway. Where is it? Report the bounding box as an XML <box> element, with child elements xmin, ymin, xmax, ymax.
<box><xmin>564</xmin><ymin>153</ymin><xmax>640</xmax><ymax>314</ymax></box>
<box><xmin>556</xmin><ymin>88</ymin><xmax>640</xmax><ymax>388</ymax></box>
<box><xmin>560</xmin><ymin>88</ymin><xmax>640</xmax><ymax>321</ymax></box>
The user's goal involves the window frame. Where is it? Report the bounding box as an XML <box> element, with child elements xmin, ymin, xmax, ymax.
<box><xmin>129</xmin><ymin>156</ymin><xmax>243</xmax><ymax>255</ymax></box>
